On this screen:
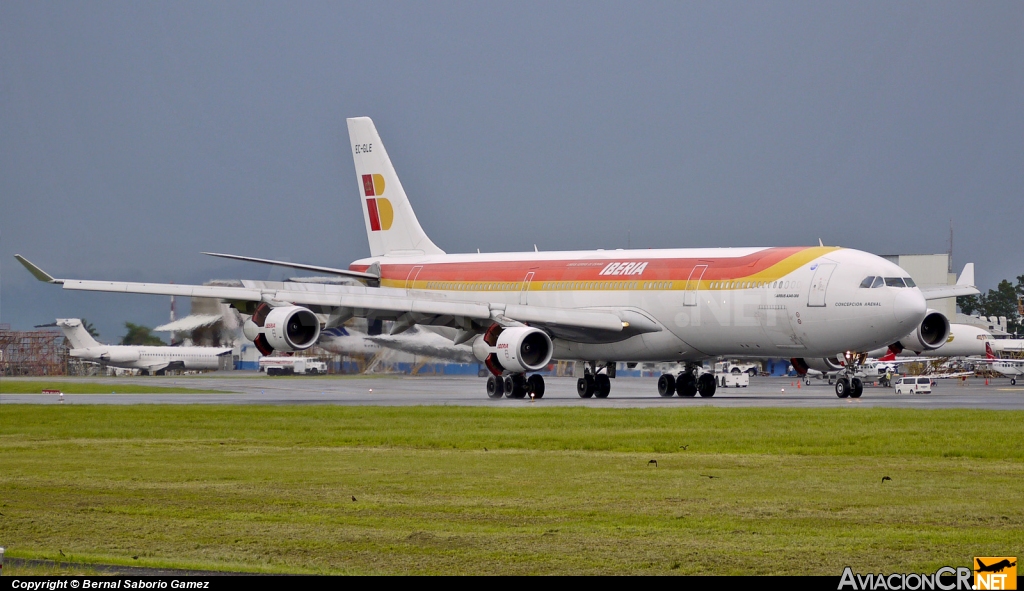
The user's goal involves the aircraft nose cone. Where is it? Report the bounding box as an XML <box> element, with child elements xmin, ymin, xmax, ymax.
<box><xmin>893</xmin><ymin>289</ymin><xmax>926</xmax><ymax>326</ymax></box>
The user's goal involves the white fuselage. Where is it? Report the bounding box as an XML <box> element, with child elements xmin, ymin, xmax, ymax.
<box><xmin>70</xmin><ymin>345</ymin><xmax>228</xmax><ymax>372</ymax></box>
<box><xmin>350</xmin><ymin>246</ymin><xmax>928</xmax><ymax>362</ymax></box>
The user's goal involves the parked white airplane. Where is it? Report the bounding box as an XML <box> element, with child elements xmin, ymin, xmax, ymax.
<box><xmin>16</xmin><ymin>118</ymin><xmax>979</xmax><ymax>399</ymax></box>
<box><xmin>50</xmin><ymin>318</ymin><xmax>231</xmax><ymax>374</ymax></box>
<box><xmin>973</xmin><ymin>342</ymin><xmax>1024</xmax><ymax>385</ymax></box>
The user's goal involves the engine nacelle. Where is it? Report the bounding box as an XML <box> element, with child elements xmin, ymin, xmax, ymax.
<box><xmin>804</xmin><ymin>356</ymin><xmax>844</xmax><ymax>374</ymax></box>
<box><xmin>262</xmin><ymin>306</ymin><xmax>321</xmax><ymax>352</ymax></box>
<box><xmin>790</xmin><ymin>356</ymin><xmax>843</xmax><ymax>376</ymax></box>
<box><xmin>494</xmin><ymin>327</ymin><xmax>553</xmax><ymax>373</ymax></box>
<box><xmin>895</xmin><ymin>309</ymin><xmax>950</xmax><ymax>353</ymax></box>
<box><xmin>473</xmin><ymin>326</ymin><xmax>553</xmax><ymax>374</ymax></box>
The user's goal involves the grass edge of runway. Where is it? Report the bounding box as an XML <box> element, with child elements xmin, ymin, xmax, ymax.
<box><xmin>2</xmin><ymin>405</ymin><xmax>1022</xmax><ymax>574</ymax></box>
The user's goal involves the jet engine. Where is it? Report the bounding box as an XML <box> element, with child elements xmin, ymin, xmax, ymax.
<box><xmin>894</xmin><ymin>309</ymin><xmax>950</xmax><ymax>353</ymax></box>
<box><xmin>242</xmin><ymin>304</ymin><xmax>321</xmax><ymax>355</ymax></box>
<box><xmin>472</xmin><ymin>325</ymin><xmax>553</xmax><ymax>375</ymax></box>
<box><xmin>790</xmin><ymin>356</ymin><xmax>843</xmax><ymax>376</ymax></box>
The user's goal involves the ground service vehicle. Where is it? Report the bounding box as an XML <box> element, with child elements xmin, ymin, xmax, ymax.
<box><xmin>259</xmin><ymin>357</ymin><xmax>327</xmax><ymax>376</ymax></box>
<box><xmin>893</xmin><ymin>376</ymin><xmax>932</xmax><ymax>395</ymax></box>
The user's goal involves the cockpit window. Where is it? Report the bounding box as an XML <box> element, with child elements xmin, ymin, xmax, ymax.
<box><xmin>884</xmin><ymin>277</ymin><xmax>906</xmax><ymax>287</ymax></box>
<box><xmin>859</xmin><ymin>276</ymin><xmax>875</xmax><ymax>288</ymax></box>
<box><xmin>903</xmin><ymin>277</ymin><xmax>916</xmax><ymax>287</ymax></box>
<box><xmin>871</xmin><ymin>276</ymin><xmax>884</xmax><ymax>288</ymax></box>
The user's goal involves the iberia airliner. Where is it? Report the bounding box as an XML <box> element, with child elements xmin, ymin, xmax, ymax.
<box><xmin>15</xmin><ymin>118</ymin><xmax>978</xmax><ymax>399</ymax></box>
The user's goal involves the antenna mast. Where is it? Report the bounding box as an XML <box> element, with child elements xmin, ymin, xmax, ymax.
<box><xmin>947</xmin><ymin>219</ymin><xmax>953</xmax><ymax>273</ymax></box>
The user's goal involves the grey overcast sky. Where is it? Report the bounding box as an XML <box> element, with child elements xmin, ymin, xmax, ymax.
<box><xmin>2</xmin><ymin>2</ymin><xmax>1022</xmax><ymax>341</ymax></box>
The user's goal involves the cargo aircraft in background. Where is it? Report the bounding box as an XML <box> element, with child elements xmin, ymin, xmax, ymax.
<box><xmin>43</xmin><ymin>318</ymin><xmax>231</xmax><ymax>375</ymax></box>
<box><xmin>16</xmin><ymin>117</ymin><xmax>979</xmax><ymax>399</ymax></box>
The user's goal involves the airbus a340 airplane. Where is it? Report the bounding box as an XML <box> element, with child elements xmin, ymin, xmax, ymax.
<box><xmin>16</xmin><ymin>118</ymin><xmax>978</xmax><ymax>399</ymax></box>
<box><xmin>47</xmin><ymin>318</ymin><xmax>231</xmax><ymax>375</ymax></box>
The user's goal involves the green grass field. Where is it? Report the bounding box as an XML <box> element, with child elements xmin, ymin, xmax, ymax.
<box><xmin>1</xmin><ymin>406</ymin><xmax>1021</xmax><ymax>575</ymax></box>
<box><xmin>0</xmin><ymin>380</ymin><xmax>228</xmax><ymax>394</ymax></box>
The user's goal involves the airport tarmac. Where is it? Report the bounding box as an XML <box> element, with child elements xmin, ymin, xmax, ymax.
<box><xmin>3</xmin><ymin>374</ymin><xmax>1024</xmax><ymax>409</ymax></box>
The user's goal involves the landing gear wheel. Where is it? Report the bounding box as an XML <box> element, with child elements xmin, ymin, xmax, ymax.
<box><xmin>657</xmin><ymin>374</ymin><xmax>676</xmax><ymax>397</ymax></box>
<box><xmin>577</xmin><ymin>376</ymin><xmax>595</xmax><ymax>398</ymax></box>
<box><xmin>527</xmin><ymin>374</ymin><xmax>545</xmax><ymax>398</ymax></box>
<box><xmin>504</xmin><ymin>374</ymin><xmax>527</xmax><ymax>398</ymax></box>
<box><xmin>594</xmin><ymin>374</ymin><xmax>611</xmax><ymax>398</ymax></box>
<box><xmin>486</xmin><ymin>374</ymin><xmax>505</xmax><ymax>399</ymax></box>
<box><xmin>696</xmin><ymin>373</ymin><xmax>717</xmax><ymax>397</ymax></box>
<box><xmin>804</xmin><ymin>379</ymin><xmax>811</xmax><ymax>386</ymax></box>
<box><xmin>676</xmin><ymin>373</ymin><xmax>697</xmax><ymax>397</ymax></box>
<box><xmin>850</xmin><ymin>377</ymin><xmax>864</xmax><ymax>398</ymax></box>
<box><xmin>1012</xmin><ymin>378</ymin><xmax>1017</xmax><ymax>386</ymax></box>
<box><xmin>835</xmin><ymin>378</ymin><xmax>850</xmax><ymax>398</ymax></box>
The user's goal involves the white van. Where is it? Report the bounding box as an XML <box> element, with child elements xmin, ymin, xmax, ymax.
<box><xmin>893</xmin><ymin>376</ymin><xmax>932</xmax><ymax>395</ymax></box>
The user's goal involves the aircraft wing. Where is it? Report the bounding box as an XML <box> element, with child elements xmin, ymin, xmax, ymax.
<box><xmin>16</xmin><ymin>255</ymin><xmax>651</xmax><ymax>341</ymax></box>
<box><xmin>201</xmin><ymin>252</ymin><xmax>380</xmax><ymax>283</ymax></box>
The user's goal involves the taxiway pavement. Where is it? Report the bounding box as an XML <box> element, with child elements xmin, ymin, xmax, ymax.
<box><xmin>3</xmin><ymin>374</ymin><xmax>1023</xmax><ymax>409</ymax></box>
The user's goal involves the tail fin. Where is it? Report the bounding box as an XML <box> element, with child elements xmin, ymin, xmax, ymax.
<box><xmin>56</xmin><ymin>318</ymin><xmax>101</xmax><ymax>349</ymax></box>
<box><xmin>347</xmin><ymin>117</ymin><xmax>444</xmax><ymax>257</ymax></box>
<box><xmin>986</xmin><ymin>341</ymin><xmax>996</xmax><ymax>360</ymax></box>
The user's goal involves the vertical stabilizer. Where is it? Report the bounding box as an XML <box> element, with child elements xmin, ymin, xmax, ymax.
<box><xmin>56</xmin><ymin>319</ymin><xmax>101</xmax><ymax>349</ymax></box>
<box><xmin>347</xmin><ymin>117</ymin><xmax>444</xmax><ymax>257</ymax></box>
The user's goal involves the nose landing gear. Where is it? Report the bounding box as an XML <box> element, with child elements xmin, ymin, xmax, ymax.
<box><xmin>835</xmin><ymin>375</ymin><xmax>864</xmax><ymax>398</ymax></box>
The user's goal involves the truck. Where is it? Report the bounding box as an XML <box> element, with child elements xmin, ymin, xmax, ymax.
<box><xmin>259</xmin><ymin>356</ymin><xmax>328</xmax><ymax>376</ymax></box>
<box><xmin>715</xmin><ymin>361</ymin><xmax>759</xmax><ymax>377</ymax></box>
<box><xmin>713</xmin><ymin>361</ymin><xmax>750</xmax><ymax>388</ymax></box>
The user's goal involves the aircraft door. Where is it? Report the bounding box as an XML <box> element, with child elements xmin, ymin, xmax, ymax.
<box><xmin>520</xmin><ymin>271</ymin><xmax>535</xmax><ymax>305</ymax></box>
<box><xmin>807</xmin><ymin>262</ymin><xmax>836</xmax><ymax>307</ymax></box>
<box><xmin>405</xmin><ymin>266</ymin><xmax>423</xmax><ymax>289</ymax></box>
<box><xmin>683</xmin><ymin>265</ymin><xmax>708</xmax><ymax>306</ymax></box>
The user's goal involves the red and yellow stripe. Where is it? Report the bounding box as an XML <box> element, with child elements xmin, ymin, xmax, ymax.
<box><xmin>351</xmin><ymin>246</ymin><xmax>839</xmax><ymax>291</ymax></box>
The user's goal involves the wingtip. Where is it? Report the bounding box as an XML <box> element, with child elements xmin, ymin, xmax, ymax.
<box><xmin>14</xmin><ymin>254</ymin><xmax>63</xmax><ymax>284</ymax></box>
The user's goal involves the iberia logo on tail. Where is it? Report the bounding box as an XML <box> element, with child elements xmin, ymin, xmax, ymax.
<box><xmin>362</xmin><ymin>173</ymin><xmax>393</xmax><ymax>231</ymax></box>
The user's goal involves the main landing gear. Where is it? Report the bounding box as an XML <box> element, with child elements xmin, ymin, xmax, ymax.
<box><xmin>486</xmin><ymin>373</ymin><xmax>545</xmax><ymax>399</ymax></box>
<box><xmin>657</xmin><ymin>365</ymin><xmax>717</xmax><ymax>398</ymax></box>
<box><xmin>577</xmin><ymin>362</ymin><xmax>615</xmax><ymax>398</ymax></box>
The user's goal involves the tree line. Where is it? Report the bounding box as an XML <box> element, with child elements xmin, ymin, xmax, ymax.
<box><xmin>957</xmin><ymin>274</ymin><xmax>1024</xmax><ymax>335</ymax></box>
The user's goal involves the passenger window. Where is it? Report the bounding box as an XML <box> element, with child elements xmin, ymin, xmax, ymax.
<box><xmin>884</xmin><ymin>277</ymin><xmax>906</xmax><ymax>287</ymax></box>
<box><xmin>871</xmin><ymin>276</ymin><xmax>884</xmax><ymax>288</ymax></box>
<box><xmin>860</xmin><ymin>276</ymin><xmax>875</xmax><ymax>288</ymax></box>
<box><xmin>904</xmin><ymin>277</ymin><xmax>916</xmax><ymax>287</ymax></box>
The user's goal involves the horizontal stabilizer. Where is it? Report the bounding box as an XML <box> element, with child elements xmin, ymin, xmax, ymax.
<box><xmin>918</xmin><ymin>262</ymin><xmax>979</xmax><ymax>300</ymax></box>
<box><xmin>918</xmin><ymin>285</ymin><xmax>980</xmax><ymax>300</ymax></box>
